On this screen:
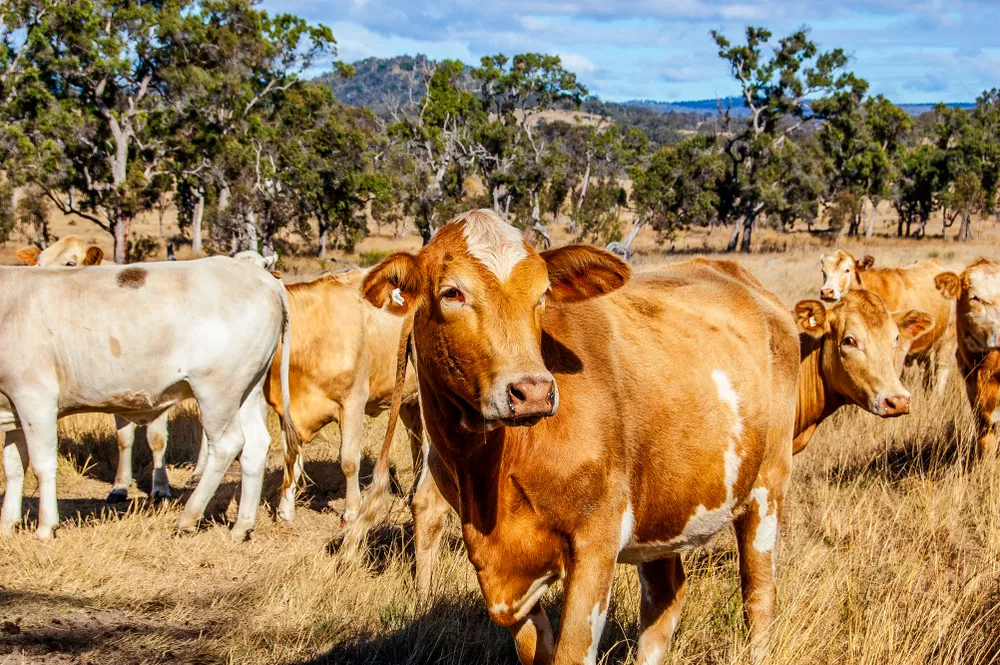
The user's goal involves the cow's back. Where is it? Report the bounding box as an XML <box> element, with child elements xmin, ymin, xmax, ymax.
<box><xmin>0</xmin><ymin>258</ymin><xmax>284</xmax><ymax>416</ymax></box>
<box><xmin>858</xmin><ymin>260</ymin><xmax>952</xmax><ymax>356</ymax></box>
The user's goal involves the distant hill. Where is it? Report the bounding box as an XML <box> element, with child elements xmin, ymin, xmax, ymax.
<box><xmin>624</xmin><ymin>97</ymin><xmax>976</xmax><ymax>117</ymax></box>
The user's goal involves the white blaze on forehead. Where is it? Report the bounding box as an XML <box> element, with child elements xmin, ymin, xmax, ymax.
<box><xmin>459</xmin><ymin>209</ymin><xmax>529</xmax><ymax>281</ymax></box>
<box><xmin>968</xmin><ymin>268</ymin><xmax>1000</xmax><ymax>301</ymax></box>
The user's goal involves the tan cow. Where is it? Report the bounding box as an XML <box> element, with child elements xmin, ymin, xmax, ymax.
<box><xmin>689</xmin><ymin>259</ymin><xmax>935</xmax><ymax>455</ymax></box>
<box><xmin>350</xmin><ymin>210</ymin><xmax>799</xmax><ymax>665</ymax></box>
<box><xmin>263</xmin><ymin>269</ymin><xmax>421</xmax><ymax>525</ymax></box>
<box><xmin>791</xmin><ymin>292</ymin><xmax>934</xmax><ymax>454</ymax></box>
<box><xmin>819</xmin><ymin>249</ymin><xmax>955</xmax><ymax>391</ymax></box>
<box><xmin>16</xmin><ymin>236</ymin><xmax>107</xmax><ymax>267</ymax></box>
<box><xmin>935</xmin><ymin>259</ymin><xmax>1000</xmax><ymax>456</ymax></box>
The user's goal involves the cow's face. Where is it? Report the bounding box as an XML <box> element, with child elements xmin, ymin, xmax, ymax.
<box><xmin>936</xmin><ymin>259</ymin><xmax>1000</xmax><ymax>354</ymax></box>
<box><xmin>17</xmin><ymin>237</ymin><xmax>103</xmax><ymax>267</ymax></box>
<box><xmin>819</xmin><ymin>251</ymin><xmax>874</xmax><ymax>302</ymax></box>
<box><xmin>362</xmin><ymin>209</ymin><xmax>630</xmax><ymax>431</ymax></box>
<box><xmin>795</xmin><ymin>290</ymin><xmax>933</xmax><ymax>417</ymax></box>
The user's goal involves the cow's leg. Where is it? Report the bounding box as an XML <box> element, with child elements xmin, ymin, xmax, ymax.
<box><xmin>634</xmin><ymin>557</ymin><xmax>686</xmax><ymax>665</ymax></box>
<box><xmin>230</xmin><ymin>383</ymin><xmax>272</xmax><ymax>542</ymax></box>
<box><xmin>176</xmin><ymin>403</ymin><xmax>246</xmax><ymax>535</ymax></box>
<box><xmin>276</xmin><ymin>427</ymin><xmax>304</xmax><ymax>525</ymax></box>
<box><xmin>734</xmin><ymin>483</ymin><xmax>783</xmax><ymax>664</ymax></box>
<box><xmin>109</xmin><ymin>416</ymin><xmax>136</xmax><ymax>503</ymax></box>
<box><xmin>20</xmin><ymin>407</ymin><xmax>60</xmax><ymax>539</ymax></box>
<box><xmin>399</xmin><ymin>400</ymin><xmax>424</xmax><ymax>502</ymax></box>
<box><xmin>1</xmin><ymin>429</ymin><xmax>29</xmax><ymax>536</ymax></box>
<box><xmin>339</xmin><ymin>388</ymin><xmax>369</xmax><ymax>525</ymax></box>
<box><xmin>188</xmin><ymin>430</ymin><xmax>209</xmax><ymax>488</ymax></box>
<box><xmin>550</xmin><ymin>550</ymin><xmax>616</xmax><ymax>665</ymax></box>
<box><xmin>510</xmin><ymin>602</ymin><xmax>555</xmax><ymax>665</ymax></box>
<box><xmin>412</xmin><ymin>450</ymin><xmax>452</xmax><ymax>601</ymax></box>
<box><xmin>147</xmin><ymin>411</ymin><xmax>171</xmax><ymax>499</ymax></box>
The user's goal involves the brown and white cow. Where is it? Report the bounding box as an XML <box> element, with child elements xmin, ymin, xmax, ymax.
<box><xmin>791</xmin><ymin>292</ymin><xmax>934</xmax><ymax>454</ymax></box>
<box><xmin>350</xmin><ymin>210</ymin><xmax>800</xmax><ymax>665</ymax></box>
<box><xmin>16</xmin><ymin>236</ymin><xmax>171</xmax><ymax>503</ymax></box>
<box><xmin>935</xmin><ymin>259</ymin><xmax>1000</xmax><ymax>457</ymax></box>
<box><xmin>687</xmin><ymin>259</ymin><xmax>935</xmax><ymax>455</ymax></box>
<box><xmin>183</xmin><ymin>268</ymin><xmax>421</xmax><ymax>527</ymax></box>
<box><xmin>0</xmin><ymin>258</ymin><xmax>299</xmax><ymax>541</ymax></box>
<box><xmin>819</xmin><ymin>250</ymin><xmax>955</xmax><ymax>392</ymax></box>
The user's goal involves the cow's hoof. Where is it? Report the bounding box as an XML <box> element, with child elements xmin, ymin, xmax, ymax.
<box><xmin>340</xmin><ymin>509</ymin><xmax>358</xmax><ymax>528</ymax></box>
<box><xmin>35</xmin><ymin>526</ymin><xmax>57</xmax><ymax>540</ymax></box>
<box><xmin>229</xmin><ymin>527</ymin><xmax>252</xmax><ymax>543</ymax></box>
<box><xmin>175</xmin><ymin>516</ymin><xmax>199</xmax><ymax>536</ymax></box>
<box><xmin>149</xmin><ymin>488</ymin><xmax>173</xmax><ymax>501</ymax></box>
<box><xmin>106</xmin><ymin>489</ymin><xmax>129</xmax><ymax>504</ymax></box>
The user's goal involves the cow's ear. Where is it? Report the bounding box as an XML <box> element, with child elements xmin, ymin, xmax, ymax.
<box><xmin>794</xmin><ymin>300</ymin><xmax>828</xmax><ymax>338</ymax></box>
<box><xmin>16</xmin><ymin>247</ymin><xmax>40</xmax><ymax>265</ymax></box>
<box><xmin>934</xmin><ymin>272</ymin><xmax>961</xmax><ymax>300</ymax></box>
<box><xmin>83</xmin><ymin>247</ymin><xmax>104</xmax><ymax>265</ymax></box>
<box><xmin>893</xmin><ymin>309</ymin><xmax>934</xmax><ymax>340</ymax></box>
<box><xmin>541</xmin><ymin>245</ymin><xmax>630</xmax><ymax>303</ymax></box>
<box><xmin>857</xmin><ymin>255</ymin><xmax>875</xmax><ymax>270</ymax></box>
<box><xmin>361</xmin><ymin>252</ymin><xmax>422</xmax><ymax>316</ymax></box>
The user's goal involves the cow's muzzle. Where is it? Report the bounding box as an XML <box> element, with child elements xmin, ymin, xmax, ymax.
<box><xmin>819</xmin><ymin>288</ymin><xmax>839</xmax><ymax>302</ymax></box>
<box><xmin>873</xmin><ymin>392</ymin><xmax>911</xmax><ymax>417</ymax></box>
<box><xmin>484</xmin><ymin>373</ymin><xmax>558</xmax><ymax>426</ymax></box>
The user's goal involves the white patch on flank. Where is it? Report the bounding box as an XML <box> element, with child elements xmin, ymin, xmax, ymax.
<box><xmin>460</xmin><ymin>209</ymin><xmax>528</xmax><ymax>281</ymax></box>
<box><xmin>489</xmin><ymin>574</ymin><xmax>557</xmax><ymax>622</ymax></box>
<box><xmin>619</xmin><ymin>502</ymin><xmax>635</xmax><ymax>553</ymax></box>
<box><xmin>749</xmin><ymin>486</ymin><xmax>778</xmax><ymax>554</ymax></box>
<box><xmin>618</xmin><ymin>370</ymin><xmax>744</xmax><ymax>563</ymax></box>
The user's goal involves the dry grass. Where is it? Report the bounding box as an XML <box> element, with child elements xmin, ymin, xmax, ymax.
<box><xmin>2</xmin><ymin>227</ymin><xmax>1000</xmax><ymax>665</ymax></box>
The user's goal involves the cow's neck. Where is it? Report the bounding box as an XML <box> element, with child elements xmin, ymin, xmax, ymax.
<box><xmin>795</xmin><ymin>334</ymin><xmax>843</xmax><ymax>442</ymax></box>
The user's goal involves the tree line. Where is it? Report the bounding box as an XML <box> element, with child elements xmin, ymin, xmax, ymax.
<box><xmin>1</xmin><ymin>1</ymin><xmax>997</xmax><ymax>262</ymax></box>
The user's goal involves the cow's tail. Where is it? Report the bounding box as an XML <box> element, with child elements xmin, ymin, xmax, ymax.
<box><xmin>277</xmin><ymin>282</ymin><xmax>302</xmax><ymax>494</ymax></box>
<box><xmin>338</xmin><ymin>313</ymin><xmax>414</xmax><ymax>556</ymax></box>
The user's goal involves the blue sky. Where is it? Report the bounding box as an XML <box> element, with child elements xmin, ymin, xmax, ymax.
<box><xmin>261</xmin><ymin>0</ymin><xmax>998</xmax><ymax>104</ymax></box>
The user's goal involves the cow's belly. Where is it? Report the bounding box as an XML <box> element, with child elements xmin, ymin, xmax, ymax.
<box><xmin>57</xmin><ymin>378</ymin><xmax>195</xmax><ymax>421</ymax></box>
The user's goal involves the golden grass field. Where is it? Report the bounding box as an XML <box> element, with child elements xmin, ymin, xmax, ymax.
<box><xmin>1</xmin><ymin>205</ymin><xmax>1000</xmax><ymax>664</ymax></box>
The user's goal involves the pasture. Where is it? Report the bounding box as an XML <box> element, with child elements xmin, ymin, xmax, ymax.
<box><xmin>2</xmin><ymin>217</ymin><xmax>1000</xmax><ymax>665</ymax></box>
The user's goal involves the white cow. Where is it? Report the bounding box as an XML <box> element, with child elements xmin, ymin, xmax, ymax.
<box><xmin>0</xmin><ymin>257</ymin><xmax>299</xmax><ymax>540</ymax></box>
<box><xmin>17</xmin><ymin>236</ymin><xmax>172</xmax><ymax>503</ymax></box>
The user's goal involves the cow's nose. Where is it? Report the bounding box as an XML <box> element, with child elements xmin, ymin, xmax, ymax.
<box><xmin>820</xmin><ymin>288</ymin><xmax>837</xmax><ymax>302</ymax></box>
<box><xmin>880</xmin><ymin>393</ymin><xmax>911</xmax><ymax>417</ymax></box>
<box><xmin>507</xmin><ymin>377</ymin><xmax>555</xmax><ymax>419</ymax></box>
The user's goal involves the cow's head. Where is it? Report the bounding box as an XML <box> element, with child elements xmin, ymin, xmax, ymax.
<box><xmin>795</xmin><ymin>290</ymin><xmax>933</xmax><ymax>417</ymax></box>
<box><xmin>936</xmin><ymin>258</ymin><xmax>1000</xmax><ymax>354</ymax></box>
<box><xmin>17</xmin><ymin>237</ymin><xmax>104</xmax><ymax>267</ymax></box>
<box><xmin>362</xmin><ymin>209</ymin><xmax>630</xmax><ymax>430</ymax></box>
<box><xmin>819</xmin><ymin>250</ymin><xmax>874</xmax><ymax>302</ymax></box>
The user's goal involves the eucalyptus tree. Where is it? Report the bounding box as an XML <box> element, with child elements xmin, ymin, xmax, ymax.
<box><xmin>713</xmin><ymin>26</ymin><xmax>867</xmax><ymax>252</ymax></box>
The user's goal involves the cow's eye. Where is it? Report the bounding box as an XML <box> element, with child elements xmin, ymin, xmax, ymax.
<box><xmin>440</xmin><ymin>286</ymin><xmax>464</xmax><ymax>303</ymax></box>
<box><xmin>66</xmin><ymin>261</ymin><xmax>76</xmax><ymax>267</ymax></box>
<box><xmin>842</xmin><ymin>335</ymin><xmax>858</xmax><ymax>348</ymax></box>
<box><xmin>536</xmin><ymin>295</ymin><xmax>546</xmax><ymax>309</ymax></box>
<box><xmin>969</xmin><ymin>294</ymin><xmax>981</xmax><ymax>303</ymax></box>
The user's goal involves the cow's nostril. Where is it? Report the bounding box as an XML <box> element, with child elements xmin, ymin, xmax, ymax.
<box><xmin>508</xmin><ymin>385</ymin><xmax>526</xmax><ymax>404</ymax></box>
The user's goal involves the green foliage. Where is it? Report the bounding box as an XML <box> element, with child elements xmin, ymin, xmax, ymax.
<box><xmin>358</xmin><ymin>249</ymin><xmax>391</xmax><ymax>267</ymax></box>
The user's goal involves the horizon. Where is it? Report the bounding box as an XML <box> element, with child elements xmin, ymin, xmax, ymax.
<box><xmin>261</xmin><ymin>0</ymin><xmax>997</xmax><ymax>106</ymax></box>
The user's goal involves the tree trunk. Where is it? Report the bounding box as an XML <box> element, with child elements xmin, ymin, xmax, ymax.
<box><xmin>191</xmin><ymin>186</ymin><xmax>205</xmax><ymax>255</ymax></box>
<box><xmin>245</xmin><ymin>211</ymin><xmax>260</xmax><ymax>253</ymax></box>
<box><xmin>577</xmin><ymin>157</ymin><xmax>592</xmax><ymax>210</ymax></box>
<box><xmin>726</xmin><ymin>218</ymin><xmax>742</xmax><ymax>252</ymax></box>
<box><xmin>740</xmin><ymin>215</ymin><xmax>754</xmax><ymax>253</ymax></box>
<box><xmin>865</xmin><ymin>198</ymin><xmax>877</xmax><ymax>239</ymax></box>
<box><xmin>958</xmin><ymin>212</ymin><xmax>972</xmax><ymax>241</ymax></box>
<box><xmin>319</xmin><ymin>225</ymin><xmax>329</xmax><ymax>259</ymax></box>
<box><xmin>114</xmin><ymin>215</ymin><xmax>131</xmax><ymax>264</ymax></box>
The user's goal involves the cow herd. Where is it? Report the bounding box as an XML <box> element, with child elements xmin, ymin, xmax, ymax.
<box><xmin>1</xmin><ymin>209</ymin><xmax>998</xmax><ymax>665</ymax></box>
